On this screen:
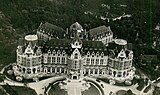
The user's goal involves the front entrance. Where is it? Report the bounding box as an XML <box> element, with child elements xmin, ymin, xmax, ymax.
<box><xmin>72</xmin><ymin>75</ymin><xmax>78</xmax><ymax>80</ymax></box>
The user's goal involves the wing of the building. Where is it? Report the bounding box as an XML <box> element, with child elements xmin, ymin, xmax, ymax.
<box><xmin>13</xmin><ymin>22</ymin><xmax>135</xmax><ymax>83</ymax></box>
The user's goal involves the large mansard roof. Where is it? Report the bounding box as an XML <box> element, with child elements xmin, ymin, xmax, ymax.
<box><xmin>38</xmin><ymin>22</ymin><xmax>66</xmax><ymax>33</ymax></box>
<box><xmin>82</xmin><ymin>40</ymin><xmax>108</xmax><ymax>55</ymax></box>
<box><xmin>46</xmin><ymin>39</ymin><xmax>71</xmax><ymax>48</ymax></box>
<box><xmin>40</xmin><ymin>38</ymin><xmax>108</xmax><ymax>55</ymax></box>
<box><xmin>83</xmin><ymin>40</ymin><xmax>106</xmax><ymax>49</ymax></box>
<box><xmin>88</xmin><ymin>25</ymin><xmax>112</xmax><ymax>37</ymax></box>
<box><xmin>37</xmin><ymin>22</ymin><xmax>66</xmax><ymax>38</ymax></box>
<box><xmin>41</xmin><ymin>39</ymin><xmax>72</xmax><ymax>54</ymax></box>
<box><xmin>19</xmin><ymin>22</ymin><xmax>122</xmax><ymax>56</ymax></box>
<box><xmin>108</xmin><ymin>39</ymin><xmax>132</xmax><ymax>58</ymax></box>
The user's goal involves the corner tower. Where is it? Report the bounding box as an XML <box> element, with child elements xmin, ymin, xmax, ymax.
<box><xmin>68</xmin><ymin>22</ymin><xmax>84</xmax><ymax>79</ymax></box>
<box><xmin>13</xmin><ymin>35</ymin><xmax>42</xmax><ymax>80</ymax></box>
<box><xmin>107</xmin><ymin>39</ymin><xmax>135</xmax><ymax>82</ymax></box>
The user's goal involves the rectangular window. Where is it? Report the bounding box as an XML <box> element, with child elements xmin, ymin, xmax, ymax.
<box><xmin>115</xmin><ymin>62</ymin><xmax>119</xmax><ymax>69</ymax></box>
<box><xmin>57</xmin><ymin>57</ymin><xmax>60</xmax><ymax>64</ymax></box>
<box><xmin>47</xmin><ymin>57</ymin><xmax>51</xmax><ymax>63</ymax></box>
<box><xmin>61</xmin><ymin>68</ymin><xmax>64</xmax><ymax>73</ymax></box>
<box><xmin>86</xmin><ymin>58</ymin><xmax>90</xmax><ymax>65</ymax></box>
<box><xmin>91</xmin><ymin>59</ymin><xmax>94</xmax><ymax>65</ymax></box>
<box><xmin>52</xmin><ymin>68</ymin><xmax>55</xmax><ymax>73</ymax></box>
<box><xmin>95</xmin><ymin>69</ymin><xmax>98</xmax><ymax>74</ymax></box>
<box><xmin>26</xmin><ymin>58</ymin><xmax>30</xmax><ymax>67</ymax></box>
<box><xmin>100</xmin><ymin>59</ymin><xmax>104</xmax><ymax>65</ymax></box>
<box><xmin>96</xmin><ymin>59</ymin><xmax>99</xmax><ymax>65</ymax></box>
<box><xmin>74</xmin><ymin>61</ymin><xmax>78</xmax><ymax>69</ymax></box>
<box><xmin>74</xmin><ymin>64</ymin><xmax>77</xmax><ymax>69</ymax></box>
<box><xmin>57</xmin><ymin>68</ymin><xmax>60</xmax><ymax>73</ymax></box>
<box><xmin>119</xmin><ymin>62</ymin><xmax>123</xmax><ymax>70</ymax></box>
<box><xmin>52</xmin><ymin>57</ymin><xmax>56</xmax><ymax>64</ymax></box>
<box><xmin>61</xmin><ymin>57</ymin><xmax>65</xmax><ymax>64</ymax></box>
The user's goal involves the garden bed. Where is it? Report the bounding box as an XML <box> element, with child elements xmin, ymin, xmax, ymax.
<box><xmin>48</xmin><ymin>82</ymin><xmax>67</xmax><ymax>95</ymax></box>
<box><xmin>2</xmin><ymin>85</ymin><xmax>36</xmax><ymax>95</ymax></box>
<box><xmin>82</xmin><ymin>83</ymin><xmax>100</xmax><ymax>95</ymax></box>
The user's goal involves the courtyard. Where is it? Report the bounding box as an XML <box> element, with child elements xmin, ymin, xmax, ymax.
<box><xmin>0</xmin><ymin>75</ymin><xmax>155</xmax><ymax>95</ymax></box>
<box><xmin>0</xmin><ymin>64</ymin><xmax>156</xmax><ymax>95</ymax></box>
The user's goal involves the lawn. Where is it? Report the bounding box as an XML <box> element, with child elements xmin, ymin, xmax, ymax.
<box><xmin>2</xmin><ymin>85</ymin><xmax>37</xmax><ymax>95</ymax></box>
<box><xmin>0</xmin><ymin>86</ymin><xmax>6</xmax><ymax>95</ymax></box>
<box><xmin>82</xmin><ymin>83</ymin><xmax>100</xmax><ymax>95</ymax></box>
<box><xmin>48</xmin><ymin>82</ymin><xmax>68</xmax><ymax>95</ymax></box>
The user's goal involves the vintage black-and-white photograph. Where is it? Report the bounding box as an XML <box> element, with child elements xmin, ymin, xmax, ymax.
<box><xmin>0</xmin><ymin>0</ymin><xmax>160</xmax><ymax>95</ymax></box>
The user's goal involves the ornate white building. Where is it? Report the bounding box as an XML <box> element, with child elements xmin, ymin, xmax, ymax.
<box><xmin>13</xmin><ymin>22</ymin><xmax>135</xmax><ymax>82</ymax></box>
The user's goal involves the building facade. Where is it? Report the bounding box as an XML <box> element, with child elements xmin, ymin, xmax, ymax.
<box><xmin>13</xmin><ymin>22</ymin><xmax>135</xmax><ymax>82</ymax></box>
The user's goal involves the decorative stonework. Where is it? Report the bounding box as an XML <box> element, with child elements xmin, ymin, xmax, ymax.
<box><xmin>13</xmin><ymin>22</ymin><xmax>135</xmax><ymax>83</ymax></box>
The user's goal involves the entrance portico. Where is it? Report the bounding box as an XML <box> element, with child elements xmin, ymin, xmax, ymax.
<box><xmin>69</xmin><ymin>70</ymin><xmax>80</xmax><ymax>80</ymax></box>
<box><xmin>72</xmin><ymin>75</ymin><xmax>78</xmax><ymax>80</ymax></box>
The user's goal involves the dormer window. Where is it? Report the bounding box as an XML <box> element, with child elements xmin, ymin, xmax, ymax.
<box><xmin>62</xmin><ymin>50</ymin><xmax>66</xmax><ymax>56</ymax></box>
<box><xmin>101</xmin><ymin>52</ymin><xmax>104</xmax><ymax>57</ymax></box>
<box><xmin>96</xmin><ymin>52</ymin><xmax>99</xmax><ymax>57</ymax></box>
<box><xmin>48</xmin><ymin>50</ymin><xmax>51</xmax><ymax>55</ymax></box>
<box><xmin>75</xmin><ymin>42</ymin><xmax>78</xmax><ymax>46</ymax></box>
<box><xmin>87</xmin><ymin>52</ymin><xmax>90</xmax><ymax>57</ymax></box>
<box><xmin>92</xmin><ymin>52</ymin><xmax>95</xmax><ymax>57</ymax></box>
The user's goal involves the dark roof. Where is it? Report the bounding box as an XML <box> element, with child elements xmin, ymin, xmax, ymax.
<box><xmin>108</xmin><ymin>41</ymin><xmax>132</xmax><ymax>58</ymax></box>
<box><xmin>82</xmin><ymin>40</ymin><xmax>108</xmax><ymax>55</ymax></box>
<box><xmin>37</xmin><ymin>22</ymin><xmax>66</xmax><ymax>39</ymax></box>
<box><xmin>82</xmin><ymin>40</ymin><xmax>106</xmax><ymax>49</ymax></box>
<box><xmin>41</xmin><ymin>38</ymin><xmax>108</xmax><ymax>55</ymax></box>
<box><xmin>88</xmin><ymin>26</ymin><xmax>112</xmax><ymax>37</ymax></box>
<box><xmin>41</xmin><ymin>38</ymin><xmax>73</xmax><ymax>54</ymax></box>
<box><xmin>46</xmin><ymin>38</ymin><xmax>71</xmax><ymax>47</ymax></box>
<box><xmin>39</xmin><ymin>22</ymin><xmax>66</xmax><ymax>32</ymax></box>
